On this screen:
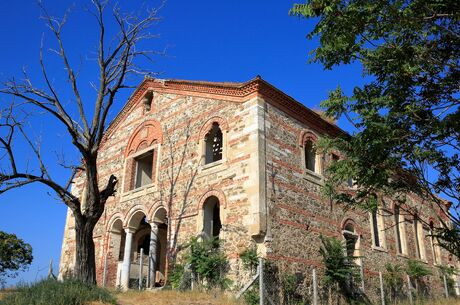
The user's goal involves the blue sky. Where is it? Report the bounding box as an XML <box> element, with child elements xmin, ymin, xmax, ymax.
<box><xmin>0</xmin><ymin>0</ymin><xmax>363</xmax><ymax>286</ymax></box>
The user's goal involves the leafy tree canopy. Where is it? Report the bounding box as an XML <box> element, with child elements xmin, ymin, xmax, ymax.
<box><xmin>0</xmin><ymin>231</ymin><xmax>33</xmax><ymax>285</ymax></box>
<box><xmin>291</xmin><ymin>0</ymin><xmax>460</xmax><ymax>257</ymax></box>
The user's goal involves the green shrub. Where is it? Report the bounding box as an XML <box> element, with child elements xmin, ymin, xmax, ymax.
<box><xmin>243</xmin><ymin>286</ymin><xmax>259</xmax><ymax>305</ymax></box>
<box><xmin>186</xmin><ymin>236</ymin><xmax>230</xmax><ymax>290</ymax></box>
<box><xmin>407</xmin><ymin>259</ymin><xmax>431</xmax><ymax>279</ymax></box>
<box><xmin>384</xmin><ymin>263</ymin><xmax>404</xmax><ymax>303</ymax></box>
<box><xmin>239</xmin><ymin>247</ymin><xmax>258</xmax><ymax>273</ymax></box>
<box><xmin>168</xmin><ymin>264</ymin><xmax>185</xmax><ymax>289</ymax></box>
<box><xmin>0</xmin><ymin>278</ymin><xmax>116</xmax><ymax>305</ymax></box>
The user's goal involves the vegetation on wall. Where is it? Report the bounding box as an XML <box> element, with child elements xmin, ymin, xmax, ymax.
<box><xmin>239</xmin><ymin>246</ymin><xmax>258</xmax><ymax>274</ymax></box>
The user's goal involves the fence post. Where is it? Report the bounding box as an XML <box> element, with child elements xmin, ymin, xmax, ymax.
<box><xmin>139</xmin><ymin>248</ymin><xmax>143</xmax><ymax>290</ymax></box>
<box><xmin>443</xmin><ymin>275</ymin><xmax>449</xmax><ymax>298</ymax></box>
<box><xmin>312</xmin><ymin>268</ymin><xmax>318</xmax><ymax>305</ymax></box>
<box><xmin>259</xmin><ymin>257</ymin><xmax>264</xmax><ymax>305</ymax></box>
<box><xmin>379</xmin><ymin>271</ymin><xmax>385</xmax><ymax>305</ymax></box>
<box><xmin>407</xmin><ymin>275</ymin><xmax>413</xmax><ymax>305</ymax></box>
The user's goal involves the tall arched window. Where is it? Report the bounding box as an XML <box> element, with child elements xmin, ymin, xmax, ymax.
<box><xmin>204</xmin><ymin>123</ymin><xmax>223</xmax><ymax>164</ymax></box>
<box><xmin>370</xmin><ymin>206</ymin><xmax>387</xmax><ymax>249</ymax></box>
<box><xmin>429</xmin><ymin>221</ymin><xmax>442</xmax><ymax>264</ymax></box>
<box><xmin>394</xmin><ymin>205</ymin><xmax>408</xmax><ymax>255</ymax></box>
<box><xmin>202</xmin><ymin>196</ymin><xmax>222</xmax><ymax>239</ymax></box>
<box><xmin>414</xmin><ymin>215</ymin><xmax>426</xmax><ymax>260</ymax></box>
<box><xmin>304</xmin><ymin>140</ymin><xmax>316</xmax><ymax>172</ymax></box>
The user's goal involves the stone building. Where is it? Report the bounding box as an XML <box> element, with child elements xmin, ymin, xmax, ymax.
<box><xmin>59</xmin><ymin>76</ymin><xmax>459</xmax><ymax>300</ymax></box>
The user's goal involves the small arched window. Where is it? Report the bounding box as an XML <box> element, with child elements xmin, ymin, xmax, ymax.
<box><xmin>304</xmin><ymin>140</ymin><xmax>316</xmax><ymax>172</ymax></box>
<box><xmin>343</xmin><ymin>223</ymin><xmax>358</xmax><ymax>258</ymax></box>
<box><xmin>205</xmin><ymin>123</ymin><xmax>223</xmax><ymax>164</ymax></box>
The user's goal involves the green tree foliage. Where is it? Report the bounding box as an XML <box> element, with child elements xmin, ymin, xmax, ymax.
<box><xmin>0</xmin><ymin>231</ymin><xmax>33</xmax><ymax>286</ymax></box>
<box><xmin>319</xmin><ymin>235</ymin><xmax>363</xmax><ymax>302</ymax></box>
<box><xmin>290</xmin><ymin>0</ymin><xmax>460</xmax><ymax>258</ymax></box>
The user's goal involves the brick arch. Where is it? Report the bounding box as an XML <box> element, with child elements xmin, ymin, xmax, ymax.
<box><xmin>148</xmin><ymin>202</ymin><xmax>168</xmax><ymax>222</ymax></box>
<box><xmin>106</xmin><ymin>212</ymin><xmax>124</xmax><ymax>233</ymax></box>
<box><xmin>341</xmin><ymin>217</ymin><xmax>362</xmax><ymax>235</ymax></box>
<box><xmin>123</xmin><ymin>204</ymin><xmax>149</xmax><ymax>227</ymax></box>
<box><xmin>125</xmin><ymin>120</ymin><xmax>162</xmax><ymax>157</ymax></box>
<box><xmin>298</xmin><ymin>130</ymin><xmax>318</xmax><ymax>147</ymax></box>
<box><xmin>197</xmin><ymin>189</ymin><xmax>227</xmax><ymax>212</ymax></box>
<box><xmin>198</xmin><ymin>116</ymin><xmax>229</xmax><ymax>143</ymax></box>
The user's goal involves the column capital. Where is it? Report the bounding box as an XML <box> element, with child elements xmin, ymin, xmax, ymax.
<box><xmin>148</xmin><ymin>221</ymin><xmax>162</xmax><ymax>227</ymax></box>
<box><xmin>124</xmin><ymin>226</ymin><xmax>136</xmax><ymax>234</ymax></box>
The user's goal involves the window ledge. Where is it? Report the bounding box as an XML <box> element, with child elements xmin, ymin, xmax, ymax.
<box><xmin>121</xmin><ymin>184</ymin><xmax>156</xmax><ymax>202</ymax></box>
<box><xmin>302</xmin><ymin>170</ymin><xmax>324</xmax><ymax>185</ymax></box>
<box><xmin>397</xmin><ymin>253</ymin><xmax>410</xmax><ymax>259</ymax></box>
<box><xmin>201</xmin><ymin>159</ymin><xmax>224</xmax><ymax>171</ymax></box>
<box><xmin>372</xmin><ymin>245</ymin><xmax>388</xmax><ymax>253</ymax></box>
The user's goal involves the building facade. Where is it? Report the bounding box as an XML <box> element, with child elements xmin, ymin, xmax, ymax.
<box><xmin>59</xmin><ymin>77</ymin><xmax>459</xmax><ymax>301</ymax></box>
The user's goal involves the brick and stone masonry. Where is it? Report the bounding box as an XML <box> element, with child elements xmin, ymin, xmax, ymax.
<box><xmin>59</xmin><ymin>76</ymin><xmax>459</xmax><ymax>301</ymax></box>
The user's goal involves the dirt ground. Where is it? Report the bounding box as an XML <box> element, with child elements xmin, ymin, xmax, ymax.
<box><xmin>113</xmin><ymin>290</ymin><xmax>244</xmax><ymax>305</ymax></box>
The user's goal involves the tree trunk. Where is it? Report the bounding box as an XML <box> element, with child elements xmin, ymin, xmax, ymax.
<box><xmin>74</xmin><ymin>216</ymin><xmax>97</xmax><ymax>284</ymax></box>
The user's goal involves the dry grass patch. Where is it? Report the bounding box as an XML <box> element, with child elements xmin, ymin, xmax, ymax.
<box><xmin>115</xmin><ymin>290</ymin><xmax>245</xmax><ymax>305</ymax></box>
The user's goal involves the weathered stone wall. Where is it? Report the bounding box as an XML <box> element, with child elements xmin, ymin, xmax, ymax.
<box><xmin>261</xmin><ymin>98</ymin><xmax>456</xmax><ymax>302</ymax></box>
<box><xmin>59</xmin><ymin>80</ymin><xmax>265</xmax><ymax>286</ymax></box>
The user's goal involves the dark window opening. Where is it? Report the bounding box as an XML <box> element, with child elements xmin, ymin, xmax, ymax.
<box><xmin>304</xmin><ymin>140</ymin><xmax>316</xmax><ymax>172</ymax></box>
<box><xmin>205</xmin><ymin>123</ymin><xmax>223</xmax><ymax>164</ymax></box>
<box><xmin>414</xmin><ymin>217</ymin><xmax>421</xmax><ymax>258</ymax></box>
<box><xmin>135</xmin><ymin>151</ymin><xmax>154</xmax><ymax>188</ymax></box>
<box><xmin>372</xmin><ymin>210</ymin><xmax>380</xmax><ymax>247</ymax></box>
<box><xmin>203</xmin><ymin>196</ymin><xmax>222</xmax><ymax>239</ymax></box>
<box><xmin>395</xmin><ymin>205</ymin><xmax>402</xmax><ymax>254</ymax></box>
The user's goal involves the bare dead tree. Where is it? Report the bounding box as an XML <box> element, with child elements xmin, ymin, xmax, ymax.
<box><xmin>157</xmin><ymin>119</ymin><xmax>200</xmax><ymax>281</ymax></box>
<box><xmin>0</xmin><ymin>0</ymin><xmax>162</xmax><ymax>284</ymax></box>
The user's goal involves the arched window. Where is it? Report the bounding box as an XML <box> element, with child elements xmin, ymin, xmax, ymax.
<box><xmin>370</xmin><ymin>206</ymin><xmax>387</xmax><ymax>249</ymax></box>
<box><xmin>394</xmin><ymin>205</ymin><xmax>408</xmax><ymax>255</ymax></box>
<box><xmin>429</xmin><ymin>221</ymin><xmax>441</xmax><ymax>264</ymax></box>
<box><xmin>304</xmin><ymin>140</ymin><xmax>316</xmax><ymax>172</ymax></box>
<box><xmin>343</xmin><ymin>222</ymin><xmax>358</xmax><ymax>258</ymax></box>
<box><xmin>414</xmin><ymin>215</ymin><xmax>426</xmax><ymax>260</ymax></box>
<box><xmin>202</xmin><ymin>196</ymin><xmax>222</xmax><ymax>239</ymax></box>
<box><xmin>204</xmin><ymin>123</ymin><xmax>223</xmax><ymax>164</ymax></box>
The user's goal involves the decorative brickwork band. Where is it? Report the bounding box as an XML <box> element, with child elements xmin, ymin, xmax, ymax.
<box><xmin>198</xmin><ymin>116</ymin><xmax>229</xmax><ymax>143</ymax></box>
<box><xmin>197</xmin><ymin>189</ymin><xmax>227</xmax><ymax>212</ymax></box>
<box><xmin>125</xmin><ymin>120</ymin><xmax>163</xmax><ymax>157</ymax></box>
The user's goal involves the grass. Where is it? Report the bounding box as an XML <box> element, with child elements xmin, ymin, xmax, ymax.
<box><xmin>1</xmin><ymin>281</ymin><xmax>459</xmax><ymax>305</ymax></box>
<box><xmin>0</xmin><ymin>279</ymin><xmax>116</xmax><ymax>305</ymax></box>
<box><xmin>114</xmin><ymin>289</ymin><xmax>245</xmax><ymax>305</ymax></box>
<box><xmin>395</xmin><ymin>299</ymin><xmax>460</xmax><ymax>305</ymax></box>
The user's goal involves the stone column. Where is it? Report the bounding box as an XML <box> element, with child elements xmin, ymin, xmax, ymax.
<box><xmin>120</xmin><ymin>228</ymin><xmax>135</xmax><ymax>290</ymax></box>
<box><xmin>148</xmin><ymin>222</ymin><xmax>159</xmax><ymax>288</ymax></box>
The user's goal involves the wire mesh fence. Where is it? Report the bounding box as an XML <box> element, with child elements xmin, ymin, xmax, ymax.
<box><xmin>236</xmin><ymin>258</ymin><xmax>460</xmax><ymax>305</ymax></box>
